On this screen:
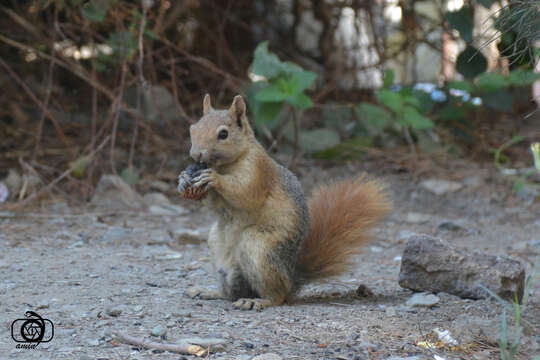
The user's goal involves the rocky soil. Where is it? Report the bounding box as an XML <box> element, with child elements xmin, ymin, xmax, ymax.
<box><xmin>1</xmin><ymin>156</ymin><xmax>539</xmax><ymax>360</ymax></box>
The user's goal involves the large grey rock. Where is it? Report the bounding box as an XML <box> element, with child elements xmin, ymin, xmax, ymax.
<box><xmin>398</xmin><ymin>235</ymin><xmax>525</xmax><ymax>302</ymax></box>
<box><xmin>91</xmin><ymin>174</ymin><xmax>144</xmax><ymax>209</ymax></box>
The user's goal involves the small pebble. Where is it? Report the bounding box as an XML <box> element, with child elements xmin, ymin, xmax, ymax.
<box><xmin>151</xmin><ymin>325</ymin><xmax>167</xmax><ymax>338</ymax></box>
<box><xmin>106</xmin><ymin>306</ymin><xmax>122</xmax><ymax>317</ymax></box>
<box><xmin>406</xmin><ymin>292</ymin><xmax>440</xmax><ymax>308</ymax></box>
<box><xmin>87</xmin><ymin>339</ymin><xmax>100</xmax><ymax>346</ymax></box>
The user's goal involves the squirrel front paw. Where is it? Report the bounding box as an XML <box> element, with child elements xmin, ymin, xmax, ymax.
<box><xmin>232</xmin><ymin>298</ymin><xmax>272</xmax><ymax>311</ymax></box>
<box><xmin>191</xmin><ymin>168</ymin><xmax>218</xmax><ymax>190</ymax></box>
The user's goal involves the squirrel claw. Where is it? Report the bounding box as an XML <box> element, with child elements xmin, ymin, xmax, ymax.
<box><xmin>232</xmin><ymin>298</ymin><xmax>272</xmax><ymax>311</ymax></box>
<box><xmin>191</xmin><ymin>169</ymin><xmax>216</xmax><ymax>189</ymax></box>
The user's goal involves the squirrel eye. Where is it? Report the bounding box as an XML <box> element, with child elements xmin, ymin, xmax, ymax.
<box><xmin>217</xmin><ymin>129</ymin><xmax>228</xmax><ymax>140</ymax></box>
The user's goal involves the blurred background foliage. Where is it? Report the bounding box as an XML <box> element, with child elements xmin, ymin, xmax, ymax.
<box><xmin>0</xmin><ymin>0</ymin><xmax>538</xmax><ymax>199</ymax></box>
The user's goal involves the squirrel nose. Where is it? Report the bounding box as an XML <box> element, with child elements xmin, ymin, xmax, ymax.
<box><xmin>190</xmin><ymin>148</ymin><xmax>205</xmax><ymax>162</ymax></box>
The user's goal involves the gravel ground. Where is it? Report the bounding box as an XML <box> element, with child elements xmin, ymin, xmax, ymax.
<box><xmin>1</xmin><ymin>157</ymin><xmax>539</xmax><ymax>360</ymax></box>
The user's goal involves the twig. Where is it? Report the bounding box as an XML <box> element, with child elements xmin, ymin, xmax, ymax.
<box><xmin>112</xmin><ymin>331</ymin><xmax>207</xmax><ymax>357</ymax></box>
<box><xmin>128</xmin><ymin>0</ymin><xmax>149</xmax><ymax>173</ymax></box>
<box><xmin>110</xmin><ymin>62</ymin><xmax>128</xmax><ymax>175</ymax></box>
<box><xmin>1</xmin><ymin>136</ymin><xmax>111</xmax><ymax>211</ymax></box>
<box><xmin>33</xmin><ymin>8</ymin><xmax>58</xmax><ymax>161</ymax></box>
<box><xmin>0</xmin><ymin>57</ymin><xmax>73</xmax><ymax>157</ymax></box>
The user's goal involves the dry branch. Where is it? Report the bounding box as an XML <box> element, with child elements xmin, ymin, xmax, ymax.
<box><xmin>112</xmin><ymin>331</ymin><xmax>207</xmax><ymax>357</ymax></box>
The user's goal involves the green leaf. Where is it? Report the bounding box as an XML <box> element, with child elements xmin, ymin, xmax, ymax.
<box><xmin>376</xmin><ymin>89</ymin><xmax>403</xmax><ymax>114</ymax></box>
<box><xmin>287</xmin><ymin>92</ymin><xmax>313</xmax><ymax>110</ymax></box>
<box><xmin>383</xmin><ymin>69</ymin><xmax>395</xmax><ymax>88</ymax></box>
<box><xmin>355</xmin><ymin>103</ymin><xmax>392</xmax><ymax>135</ymax></box>
<box><xmin>108</xmin><ymin>31</ymin><xmax>135</xmax><ymax>59</ymax></box>
<box><xmin>288</xmin><ymin>70</ymin><xmax>317</xmax><ymax>93</ymax></box>
<box><xmin>299</xmin><ymin>128</ymin><xmax>341</xmax><ymax>153</ymax></box>
<box><xmin>403</xmin><ymin>95</ymin><xmax>421</xmax><ymax>108</ymax></box>
<box><xmin>508</xmin><ymin>69</ymin><xmax>540</xmax><ymax>86</ymax></box>
<box><xmin>250</xmin><ymin>41</ymin><xmax>300</xmax><ymax>80</ymax></box>
<box><xmin>456</xmin><ymin>46</ymin><xmax>488</xmax><ymax>79</ymax></box>
<box><xmin>476</xmin><ymin>72</ymin><xmax>508</xmax><ymax>92</ymax></box>
<box><xmin>81</xmin><ymin>0</ymin><xmax>109</xmax><ymax>23</ymax></box>
<box><xmin>401</xmin><ymin>106</ymin><xmax>434</xmax><ymax>129</ymax></box>
<box><xmin>254</xmin><ymin>102</ymin><xmax>283</xmax><ymax>130</ymax></box>
<box><xmin>482</xmin><ymin>89</ymin><xmax>513</xmax><ymax>112</ymax></box>
<box><xmin>445</xmin><ymin>7</ymin><xmax>474</xmax><ymax>43</ymax></box>
<box><xmin>70</xmin><ymin>155</ymin><xmax>92</xmax><ymax>178</ymax></box>
<box><xmin>412</xmin><ymin>90</ymin><xmax>436</xmax><ymax>114</ymax></box>
<box><xmin>255</xmin><ymin>84</ymin><xmax>289</xmax><ymax>102</ymax></box>
<box><xmin>447</xmin><ymin>80</ymin><xmax>474</xmax><ymax>93</ymax></box>
<box><xmin>437</xmin><ymin>103</ymin><xmax>466</xmax><ymax>121</ymax></box>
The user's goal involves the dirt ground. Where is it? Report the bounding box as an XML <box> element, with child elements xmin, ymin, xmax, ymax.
<box><xmin>1</xmin><ymin>155</ymin><xmax>539</xmax><ymax>360</ymax></box>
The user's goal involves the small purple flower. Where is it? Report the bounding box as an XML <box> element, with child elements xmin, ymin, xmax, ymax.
<box><xmin>430</xmin><ymin>90</ymin><xmax>447</xmax><ymax>102</ymax></box>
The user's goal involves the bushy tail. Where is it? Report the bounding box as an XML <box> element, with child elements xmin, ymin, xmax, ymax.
<box><xmin>297</xmin><ymin>176</ymin><xmax>391</xmax><ymax>283</ymax></box>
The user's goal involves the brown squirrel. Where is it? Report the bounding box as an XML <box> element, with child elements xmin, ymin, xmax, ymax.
<box><xmin>180</xmin><ymin>94</ymin><xmax>391</xmax><ymax>310</ymax></box>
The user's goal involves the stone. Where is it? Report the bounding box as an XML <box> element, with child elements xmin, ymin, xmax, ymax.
<box><xmin>101</xmin><ymin>227</ymin><xmax>127</xmax><ymax>243</ymax></box>
<box><xmin>151</xmin><ymin>324</ymin><xmax>167</xmax><ymax>338</ymax></box>
<box><xmin>405</xmin><ymin>212</ymin><xmax>431</xmax><ymax>224</ymax></box>
<box><xmin>88</xmin><ymin>339</ymin><xmax>100</xmax><ymax>346</ymax></box>
<box><xmin>4</xmin><ymin>168</ymin><xmax>22</xmax><ymax>201</ymax></box>
<box><xmin>420</xmin><ymin>179</ymin><xmax>462</xmax><ymax>195</ymax></box>
<box><xmin>105</xmin><ymin>306</ymin><xmax>122</xmax><ymax>317</ymax></box>
<box><xmin>149</xmin><ymin>180</ymin><xmax>170</xmax><ymax>192</ymax></box>
<box><xmin>386</xmin><ymin>357</ymin><xmax>425</xmax><ymax>360</ymax></box>
<box><xmin>148</xmin><ymin>204</ymin><xmax>187</xmax><ymax>216</ymax></box>
<box><xmin>91</xmin><ymin>174</ymin><xmax>144</xmax><ymax>209</ymax></box>
<box><xmin>252</xmin><ymin>354</ymin><xmax>283</xmax><ymax>360</ymax></box>
<box><xmin>143</xmin><ymin>192</ymin><xmax>171</xmax><ymax>206</ymax></box>
<box><xmin>405</xmin><ymin>292</ymin><xmax>440</xmax><ymax>307</ymax></box>
<box><xmin>437</xmin><ymin>220</ymin><xmax>465</xmax><ymax>231</ymax></box>
<box><xmin>398</xmin><ymin>235</ymin><xmax>525</xmax><ymax>302</ymax></box>
<box><xmin>172</xmin><ymin>228</ymin><xmax>203</xmax><ymax>244</ymax></box>
<box><xmin>143</xmin><ymin>85</ymin><xmax>178</xmax><ymax>123</ymax></box>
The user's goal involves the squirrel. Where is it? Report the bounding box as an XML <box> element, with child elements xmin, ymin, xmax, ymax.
<box><xmin>181</xmin><ymin>94</ymin><xmax>391</xmax><ymax>310</ymax></box>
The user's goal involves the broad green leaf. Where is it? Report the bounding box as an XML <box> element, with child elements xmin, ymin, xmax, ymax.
<box><xmin>401</xmin><ymin>106</ymin><xmax>434</xmax><ymax>129</ymax></box>
<box><xmin>508</xmin><ymin>69</ymin><xmax>540</xmax><ymax>86</ymax></box>
<box><xmin>255</xmin><ymin>84</ymin><xmax>288</xmax><ymax>102</ymax></box>
<box><xmin>299</xmin><ymin>128</ymin><xmax>341</xmax><ymax>153</ymax></box>
<box><xmin>445</xmin><ymin>7</ymin><xmax>474</xmax><ymax>43</ymax></box>
<box><xmin>383</xmin><ymin>69</ymin><xmax>395</xmax><ymax>88</ymax></box>
<box><xmin>404</xmin><ymin>95</ymin><xmax>421</xmax><ymax>108</ymax></box>
<box><xmin>447</xmin><ymin>80</ymin><xmax>474</xmax><ymax>93</ymax></box>
<box><xmin>251</xmin><ymin>42</ymin><xmax>284</xmax><ymax>79</ymax></box>
<box><xmin>476</xmin><ymin>72</ymin><xmax>507</xmax><ymax>92</ymax></box>
<box><xmin>376</xmin><ymin>89</ymin><xmax>403</xmax><ymax>114</ymax></box>
<box><xmin>481</xmin><ymin>89</ymin><xmax>513</xmax><ymax>112</ymax></box>
<box><xmin>81</xmin><ymin>0</ymin><xmax>109</xmax><ymax>23</ymax></box>
<box><xmin>456</xmin><ymin>46</ymin><xmax>487</xmax><ymax>79</ymax></box>
<box><xmin>287</xmin><ymin>92</ymin><xmax>312</xmax><ymax>110</ymax></box>
<box><xmin>288</xmin><ymin>70</ymin><xmax>317</xmax><ymax>94</ymax></box>
<box><xmin>254</xmin><ymin>102</ymin><xmax>283</xmax><ymax>130</ymax></box>
<box><xmin>355</xmin><ymin>102</ymin><xmax>392</xmax><ymax>135</ymax></box>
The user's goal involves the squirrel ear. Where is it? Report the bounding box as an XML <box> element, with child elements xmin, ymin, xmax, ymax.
<box><xmin>203</xmin><ymin>94</ymin><xmax>213</xmax><ymax>115</ymax></box>
<box><xmin>229</xmin><ymin>95</ymin><xmax>246</xmax><ymax>129</ymax></box>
